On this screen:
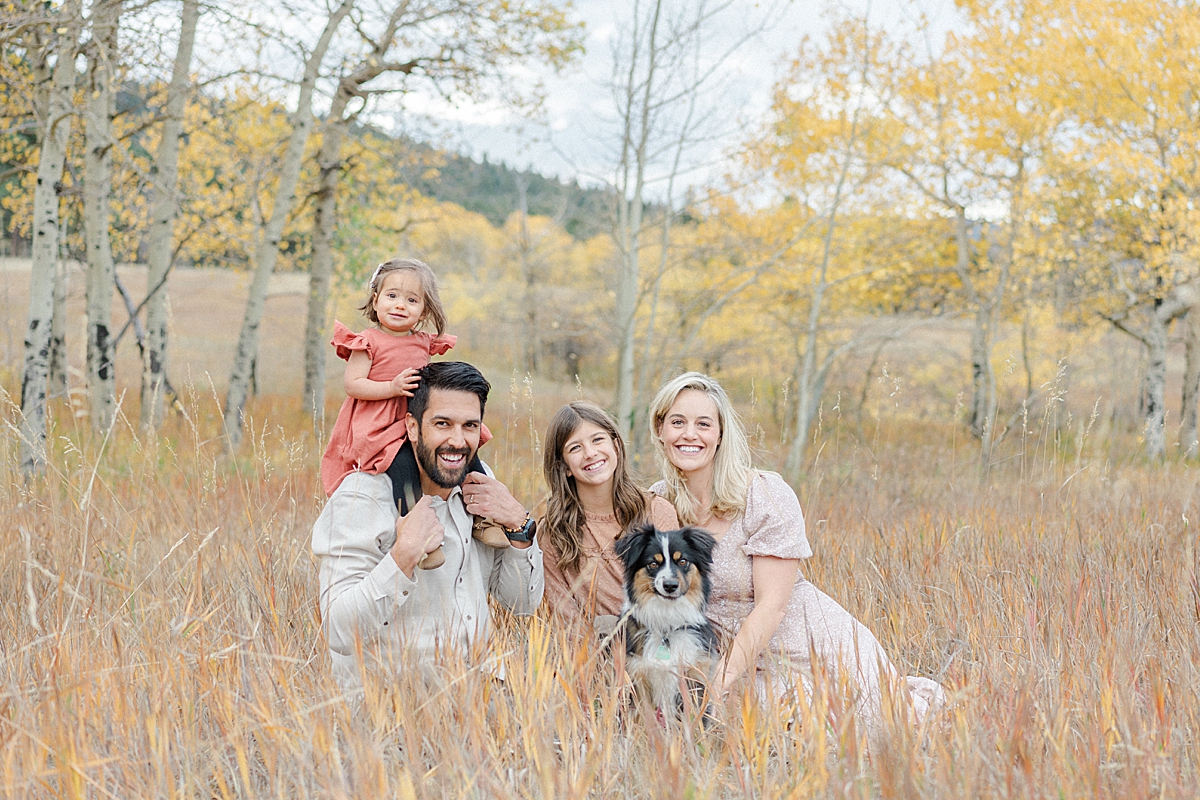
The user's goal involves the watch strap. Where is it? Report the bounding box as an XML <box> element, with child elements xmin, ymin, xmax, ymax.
<box><xmin>504</xmin><ymin>513</ymin><xmax>536</xmax><ymax>542</ymax></box>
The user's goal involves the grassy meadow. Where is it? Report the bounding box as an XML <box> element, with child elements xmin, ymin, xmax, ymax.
<box><xmin>3</xmin><ymin>265</ymin><xmax>1200</xmax><ymax>797</ymax></box>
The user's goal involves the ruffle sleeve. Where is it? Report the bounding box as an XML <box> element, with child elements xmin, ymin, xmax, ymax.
<box><xmin>740</xmin><ymin>471</ymin><xmax>812</xmax><ymax>560</ymax></box>
<box><xmin>331</xmin><ymin>321</ymin><xmax>372</xmax><ymax>362</ymax></box>
<box><xmin>428</xmin><ymin>333</ymin><xmax>458</xmax><ymax>356</ymax></box>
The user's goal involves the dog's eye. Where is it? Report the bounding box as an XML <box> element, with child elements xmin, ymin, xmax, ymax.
<box><xmin>677</xmin><ymin>558</ymin><xmax>688</xmax><ymax>567</ymax></box>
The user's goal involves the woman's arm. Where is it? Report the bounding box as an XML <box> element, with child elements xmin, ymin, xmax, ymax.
<box><xmin>343</xmin><ymin>350</ymin><xmax>419</xmax><ymax>400</ymax></box>
<box><xmin>719</xmin><ymin>555</ymin><xmax>800</xmax><ymax>694</ymax></box>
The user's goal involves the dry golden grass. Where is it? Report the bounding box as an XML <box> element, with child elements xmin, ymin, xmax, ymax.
<box><xmin>3</xmin><ymin>371</ymin><xmax>1200</xmax><ymax>799</ymax></box>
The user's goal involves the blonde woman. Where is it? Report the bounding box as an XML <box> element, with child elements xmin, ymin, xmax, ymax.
<box><xmin>536</xmin><ymin>402</ymin><xmax>679</xmax><ymax>633</ymax></box>
<box><xmin>648</xmin><ymin>372</ymin><xmax>944</xmax><ymax>730</ymax></box>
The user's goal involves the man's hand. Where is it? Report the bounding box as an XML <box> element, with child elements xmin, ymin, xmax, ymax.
<box><xmin>462</xmin><ymin>472</ymin><xmax>531</xmax><ymax>548</ymax></box>
<box><xmin>390</xmin><ymin>494</ymin><xmax>444</xmax><ymax>578</ymax></box>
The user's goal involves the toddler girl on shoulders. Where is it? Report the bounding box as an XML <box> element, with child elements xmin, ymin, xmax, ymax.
<box><xmin>320</xmin><ymin>258</ymin><xmax>507</xmax><ymax>566</ymax></box>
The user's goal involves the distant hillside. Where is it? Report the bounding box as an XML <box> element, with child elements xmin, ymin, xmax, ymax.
<box><xmin>398</xmin><ymin>145</ymin><xmax>612</xmax><ymax>240</ymax></box>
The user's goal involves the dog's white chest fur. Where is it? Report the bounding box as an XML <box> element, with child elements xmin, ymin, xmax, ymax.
<box><xmin>626</xmin><ymin>603</ymin><xmax>714</xmax><ymax>710</ymax></box>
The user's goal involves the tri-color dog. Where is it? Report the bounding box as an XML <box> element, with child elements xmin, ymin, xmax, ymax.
<box><xmin>614</xmin><ymin>523</ymin><xmax>719</xmax><ymax>720</ymax></box>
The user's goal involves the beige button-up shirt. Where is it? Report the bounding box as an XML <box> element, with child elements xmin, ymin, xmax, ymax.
<box><xmin>312</xmin><ymin>470</ymin><xmax>543</xmax><ymax>693</ymax></box>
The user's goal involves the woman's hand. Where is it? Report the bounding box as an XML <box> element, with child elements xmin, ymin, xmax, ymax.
<box><xmin>719</xmin><ymin>555</ymin><xmax>800</xmax><ymax>694</ymax></box>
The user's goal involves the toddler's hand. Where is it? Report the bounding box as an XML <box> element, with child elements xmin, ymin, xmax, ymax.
<box><xmin>391</xmin><ymin>368</ymin><xmax>421</xmax><ymax>398</ymax></box>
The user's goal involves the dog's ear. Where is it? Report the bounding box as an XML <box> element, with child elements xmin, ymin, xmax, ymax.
<box><xmin>681</xmin><ymin>526</ymin><xmax>717</xmax><ymax>569</ymax></box>
<box><xmin>614</xmin><ymin>522</ymin><xmax>656</xmax><ymax>567</ymax></box>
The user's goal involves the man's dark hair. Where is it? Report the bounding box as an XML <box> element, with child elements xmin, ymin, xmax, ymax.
<box><xmin>408</xmin><ymin>361</ymin><xmax>491</xmax><ymax>423</ymax></box>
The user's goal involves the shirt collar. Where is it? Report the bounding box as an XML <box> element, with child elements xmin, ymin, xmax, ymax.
<box><xmin>422</xmin><ymin>484</ymin><xmax>468</xmax><ymax>513</ymax></box>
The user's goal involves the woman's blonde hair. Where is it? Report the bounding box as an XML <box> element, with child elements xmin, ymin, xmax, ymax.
<box><xmin>541</xmin><ymin>402</ymin><xmax>648</xmax><ymax>573</ymax></box>
<box><xmin>649</xmin><ymin>372</ymin><xmax>752</xmax><ymax>525</ymax></box>
<box><xmin>358</xmin><ymin>257</ymin><xmax>447</xmax><ymax>335</ymax></box>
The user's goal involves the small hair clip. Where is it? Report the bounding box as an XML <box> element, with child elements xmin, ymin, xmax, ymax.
<box><xmin>368</xmin><ymin>262</ymin><xmax>385</xmax><ymax>289</ymax></box>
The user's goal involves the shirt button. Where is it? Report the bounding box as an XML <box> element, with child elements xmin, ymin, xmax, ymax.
<box><xmin>466</xmin><ymin>615</ymin><xmax>472</xmax><ymax>621</ymax></box>
<box><xmin>383</xmin><ymin>621</ymin><xmax>389</xmax><ymax>626</ymax></box>
<box><xmin>402</xmin><ymin>591</ymin><xmax>408</xmax><ymax>596</ymax></box>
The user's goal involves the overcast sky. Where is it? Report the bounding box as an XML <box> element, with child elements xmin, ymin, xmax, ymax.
<box><xmin>382</xmin><ymin>0</ymin><xmax>961</xmax><ymax>192</ymax></box>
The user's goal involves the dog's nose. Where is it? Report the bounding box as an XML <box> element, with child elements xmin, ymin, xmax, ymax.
<box><xmin>661</xmin><ymin>578</ymin><xmax>680</xmax><ymax>594</ymax></box>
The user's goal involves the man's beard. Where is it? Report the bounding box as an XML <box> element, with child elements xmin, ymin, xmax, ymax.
<box><xmin>415</xmin><ymin>437</ymin><xmax>475</xmax><ymax>489</ymax></box>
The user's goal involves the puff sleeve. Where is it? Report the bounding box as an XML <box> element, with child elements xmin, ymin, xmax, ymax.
<box><xmin>331</xmin><ymin>321</ymin><xmax>372</xmax><ymax>362</ymax></box>
<box><xmin>649</xmin><ymin>495</ymin><xmax>680</xmax><ymax>530</ymax></box>
<box><xmin>740</xmin><ymin>472</ymin><xmax>812</xmax><ymax>560</ymax></box>
<box><xmin>428</xmin><ymin>333</ymin><xmax>458</xmax><ymax>356</ymax></box>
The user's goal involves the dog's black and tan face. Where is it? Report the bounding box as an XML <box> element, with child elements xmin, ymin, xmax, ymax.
<box><xmin>615</xmin><ymin>524</ymin><xmax>716</xmax><ymax>609</ymax></box>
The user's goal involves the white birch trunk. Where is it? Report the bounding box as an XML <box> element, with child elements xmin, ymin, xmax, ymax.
<box><xmin>1143</xmin><ymin>310</ymin><xmax>1171</xmax><ymax>461</ymax></box>
<box><xmin>612</xmin><ymin>0</ymin><xmax>660</xmax><ymax>440</ymax></box>
<box><xmin>1146</xmin><ymin>287</ymin><xmax>1197</xmax><ymax>459</ymax></box>
<box><xmin>49</xmin><ymin>258</ymin><xmax>68</xmax><ymax>397</ymax></box>
<box><xmin>514</xmin><ymin>176</ymin><xmax>540</xmax><ymax>375</ymax></box>
<box><xmin>613</xmin><ymin>202</ymin><xmax>641</xmax><ymax>436</ymax></box>
<box><xmin>783</xmin><ymin>95</ymin><xmax>861</xmax><ymax>481</ymax></box>
<box><xmin>967</xmin><ymin>306</ymin><xmax>993</xmax><ymax>438</ymax></box>
<box><xmin>83</xmin><ymin>0</ymin><xmax>120</xmax><ymax>432</ymax></box>
<box><xmin>609</xmin><ymin>0</ymin><xmax>766</xmax><ymax>442</ymax></box>
<box><xmin>20</xmin><ymin>3</ymin><xmax>80</xmax><ymax>474</ymax></box>
<box><xmin>1181</xmin><ymin>307</ymin><xmax>1200</xmax><ymax>459</ymax></box>
<box><xmin>1114</xmin><ymin>285</ymin><xmax>1195</xmax><ymax>460</ymax></box>
<box><xmin>223</xmin><ymin>0</ymin><xmax>355</xmax><ymax>449</ymax></box>
<box><xmin>784</xmin><ymin>274</ymin><xmax>835</xmax><ymax>479</ymax></box>
<box><xmin>302</xmin><ymin>99</ymin><xmax>347</xmax><ymax>429</ymax></box>
<box><xmin>951</xmin><ymin>208</ymin><xmax>993</xmax><ymax>441</ymax></box>
<box><xmin>302</xmin><ymin>1</ymin><xmax>425</xmax><ymax>432</ymax></box>
<box><xmin>141</xmin><ymin>0</ymin><xmax>198</xmax><ymax>429</ymax></box>
<box><xmin>786</xmin><ymin>342</ymin><xmax>820</xmax><ymax>478</ymax></box>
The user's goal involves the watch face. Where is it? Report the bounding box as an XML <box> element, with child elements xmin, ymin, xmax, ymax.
<box><xmin>508</xmin><ymin>518</ymin><xmax>536</xmax><ymax>542</ymax></box>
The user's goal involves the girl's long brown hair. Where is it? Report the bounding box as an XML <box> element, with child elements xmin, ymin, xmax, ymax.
<box><xmin>541</xmin><ymin>402</ymin><xmax>648</xmax><ymax>574</ymax></box>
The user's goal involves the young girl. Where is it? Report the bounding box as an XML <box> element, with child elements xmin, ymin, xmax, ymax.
<box><xmin>320</xmin><ymin>258</ymin><xmax>507</xmax><ymax>563</ymax></box>
<box><xmin>536</xmin><ymin>401</ymin><xmax>679</xmax><ymax>635</ymax></box>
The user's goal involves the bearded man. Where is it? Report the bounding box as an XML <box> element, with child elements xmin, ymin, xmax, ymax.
<box><xmin>312</xmin><ymin>361</ymin><xmax>542</xmax><ymax>695</ymax></box>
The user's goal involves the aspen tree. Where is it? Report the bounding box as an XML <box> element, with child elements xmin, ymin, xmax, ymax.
<box><xmin>140</xmin><ymin>0</ymin><xmax>199</xmax><ymax>429</ymax></box>
<box><xmin>300</xmin><ymin>0</ymin><xmax>579</xmax><ymax>430</ymax></box>
<box><xmin>83</xmin><ymin>0</ymin><xmax>121</xmax><ymax>432</ymax></box>
<box><xmin>222</xmin><ymin>0</ymin><xmax>356</xmax><ymax>449</ymax></box>
<box><xmin>18</xmin><ymin>0</ymin><xmax>81</xmax><ymax>474</ymax></box>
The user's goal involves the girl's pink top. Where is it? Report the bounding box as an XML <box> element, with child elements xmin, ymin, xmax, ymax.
<box><xmin>320</xmin><ymin>321</ymin><xmax>456</xmax><ymax>497</ymax></box>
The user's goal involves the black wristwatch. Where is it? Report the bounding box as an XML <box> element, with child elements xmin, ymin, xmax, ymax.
<box><xmin>504</xmin><ymin>512</ymin><xmax>536</xmax><ymax>543</ymax></box>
